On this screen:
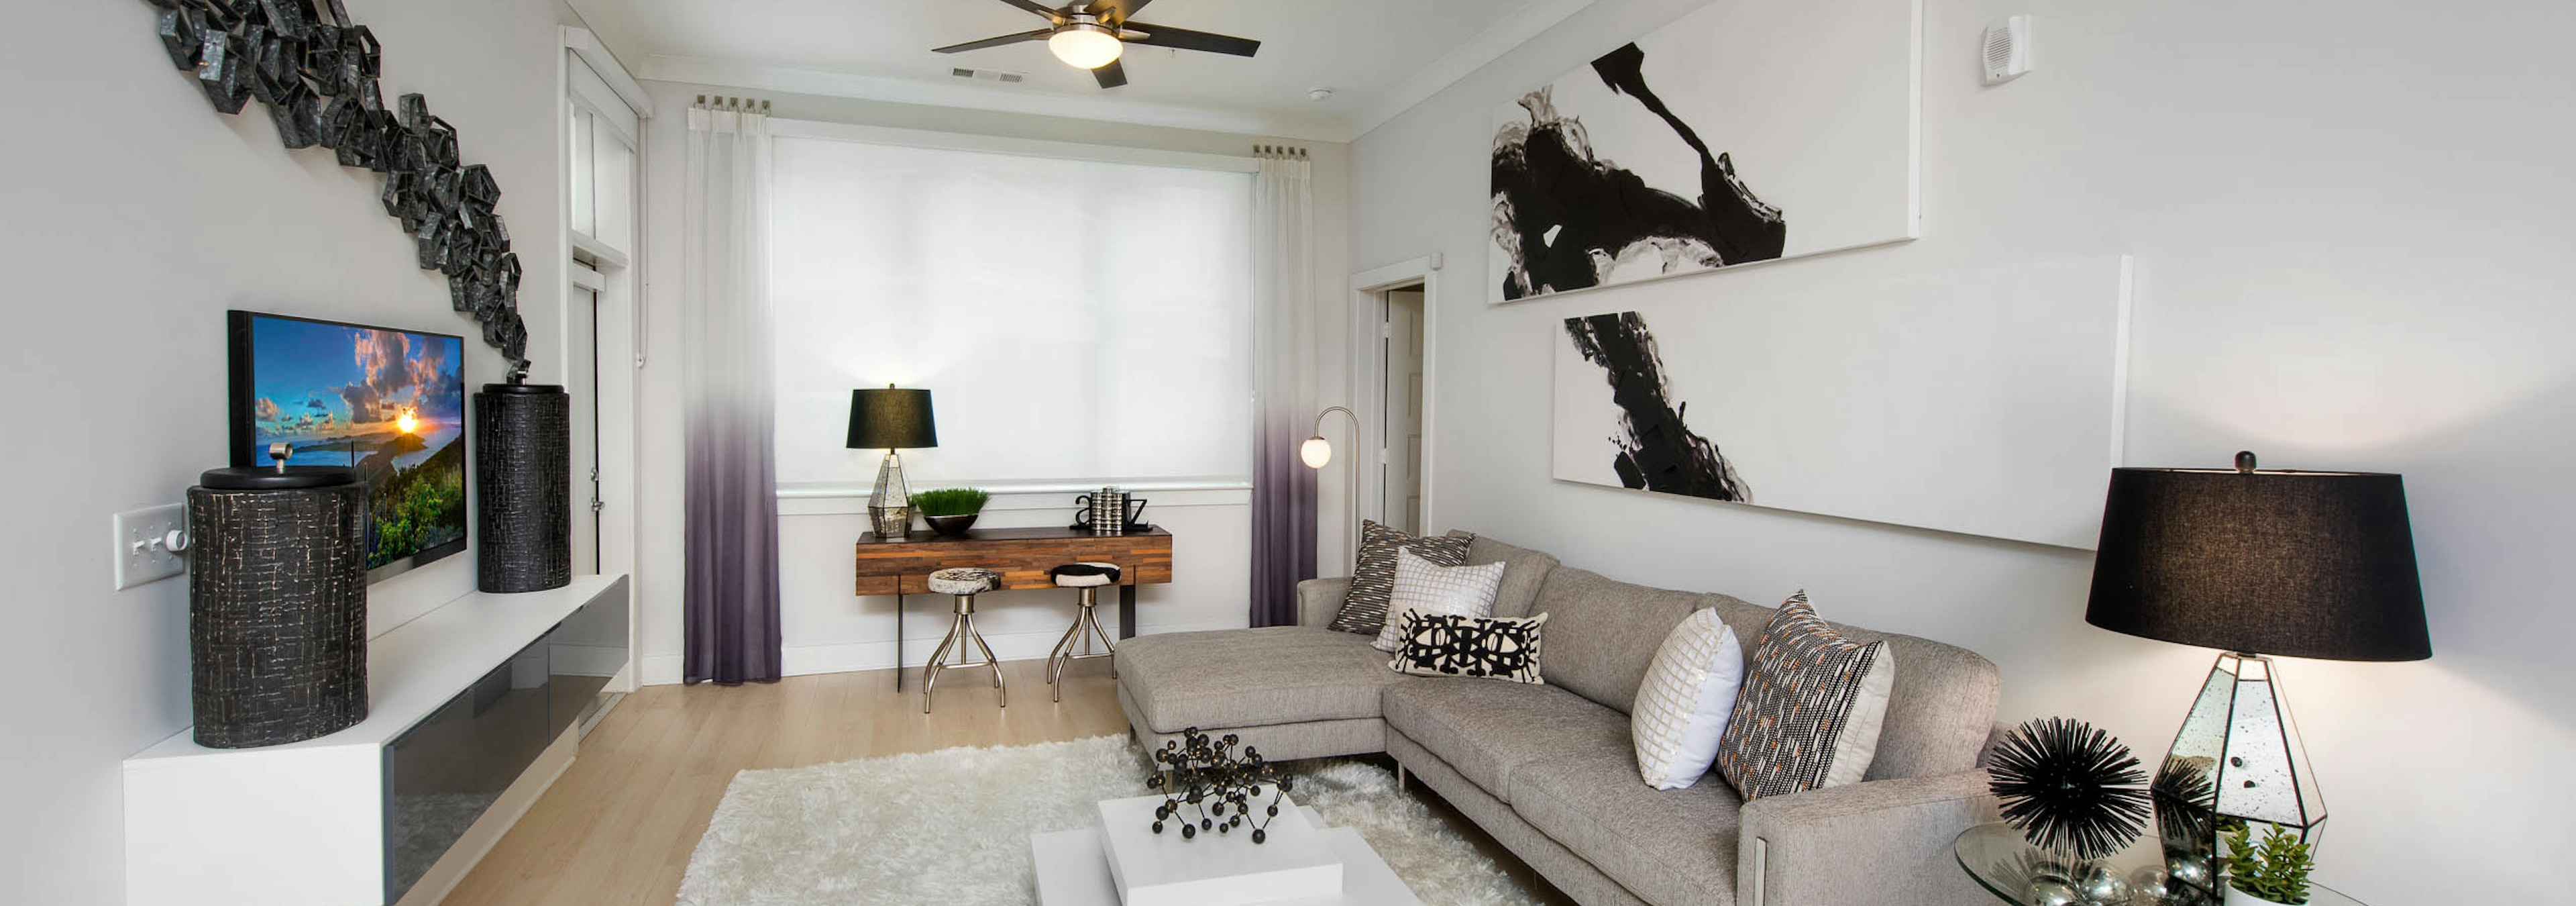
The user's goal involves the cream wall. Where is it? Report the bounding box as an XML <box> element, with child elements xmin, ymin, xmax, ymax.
<box><xmin>0</xmin><ymin>1</ymin><xmax>574</xmax><ymax>901</ymax></box>
<box><xmin>1348</xmin><ymin>0</ymin><xmax>2573</xmax><ymax>902</ymax></box>
<box><xmin>631</xmin><ymin>81</ymin><xmax>1354</xmax><ymax>682</ymax></box>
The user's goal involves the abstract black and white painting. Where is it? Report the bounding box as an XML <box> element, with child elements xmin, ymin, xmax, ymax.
<box><xmin>1491</xmin><ymin>0</ymin><xmax>1920</xmax><ymax>303</ymax></box>
<box><xmin>1552</xmin><ymin>256</ymin><xmax>2139</xmax><ymax>549</ymax></box>
<box><xmin>1560</xmin><ymin>312</ymin><xmax>1750</xmax><ymax>502</ymax></box>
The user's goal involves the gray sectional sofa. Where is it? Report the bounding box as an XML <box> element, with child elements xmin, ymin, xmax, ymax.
<box><xmin>1115</xmin><ymin>534</ymin><xmax>2002</xmax><ymax>906</ymax></box>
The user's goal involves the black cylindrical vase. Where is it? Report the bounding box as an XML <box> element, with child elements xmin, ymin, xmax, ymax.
<box><xmin>189</xmin><ymin>466</ymin><xmax>370</xmax><ymax>748</ymax></box>
<box><xmin>475</xmin><ymin>383</ymin><xmax>571</xmax><ymax>593</ymax></box>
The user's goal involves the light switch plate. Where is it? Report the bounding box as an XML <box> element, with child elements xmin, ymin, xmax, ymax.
<box><xmin>113</xmin><ymin>503</ymin><xmax>187</xmax><ymax>591</ymax></box>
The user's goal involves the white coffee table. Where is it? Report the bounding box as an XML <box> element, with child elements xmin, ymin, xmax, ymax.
<box><xmin>1032</xmin><ymin>795</ymin><xmax>1424</xmax><ymax>906</ymax></box>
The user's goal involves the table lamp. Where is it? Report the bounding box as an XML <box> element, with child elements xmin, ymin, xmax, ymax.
<box><xmin>848</xmin><ymin>385</ymin><xmax>937</xmax><ymax>541</ymax></box>
<box><xmin>2086</xmin><ymin>451</ymin><xmax>2429</xmax><ymax>856</ymax></box>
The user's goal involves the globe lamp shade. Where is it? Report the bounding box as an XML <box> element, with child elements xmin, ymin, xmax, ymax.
<box><xmin>1049</xmin><ymin>25</ymin><xmax>1124</xmax><ymax>69</ymax></box>
<box><xmin>1300</xmin><ymin>437</ymin><xmax>1333</xmax><ymax>470</ymax></box>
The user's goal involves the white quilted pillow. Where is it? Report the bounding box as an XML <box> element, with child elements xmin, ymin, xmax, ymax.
<box><xmin>1372</xmin><ymin>548</ymin><xmax>1505</xmax><ymax>653</ymax></box>
<box><xmin>1631</xmin><ymin>609</ymin><xmax>1746</xmax><ymax>790</ymax></box>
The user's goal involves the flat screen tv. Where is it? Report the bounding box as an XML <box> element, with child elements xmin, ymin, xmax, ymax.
<box><xmin>229</xmin><ymin>311</ymin><xmax>469</xmax><ymax>581</ymax></box>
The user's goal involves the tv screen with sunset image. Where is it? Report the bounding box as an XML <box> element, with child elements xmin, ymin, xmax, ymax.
<box><xmin>229</xmin><ymin>311</ymin><xmax>469</xmax><ymax>579</ymax></box>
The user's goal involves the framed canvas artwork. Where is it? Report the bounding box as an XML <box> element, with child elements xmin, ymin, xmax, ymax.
<box><xmin>1491</xmin><ymin>0</ymin><xmax>1921</xmax><ymax>303</ymax></box>
<box><xmin>1550</xmin><ymin>257</ymin><xmax>2135</xmax><ymax>549</ymax></box>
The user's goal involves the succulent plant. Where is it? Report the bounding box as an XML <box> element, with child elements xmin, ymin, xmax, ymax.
<box><xmin>2226</xmin><ymin>823</ymin><xmax>2314</xmax><ymax>905</ymax></box>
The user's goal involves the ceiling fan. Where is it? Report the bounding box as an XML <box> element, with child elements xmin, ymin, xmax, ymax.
<box><xmin>933</xmin><ymin>0</ymin><xmax>1262</xmax><ymax>89</ymax></box>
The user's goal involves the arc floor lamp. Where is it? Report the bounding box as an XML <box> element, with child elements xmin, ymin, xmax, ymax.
<box><xmin>1302</xmin><ymin>406</ymin><xmax>1362</xmax><ymax>561</ymax></box>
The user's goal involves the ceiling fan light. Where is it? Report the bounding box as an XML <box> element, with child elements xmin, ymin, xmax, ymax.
<box><xmin>1049</xmin><ymin>24</ymin><xmax>1124</xmax><ymax>69</ymax></box>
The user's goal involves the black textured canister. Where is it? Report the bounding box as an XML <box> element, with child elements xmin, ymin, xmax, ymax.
<box><xmin>474</xmin><ymin>383</ymin><xmax>571</xmax><ymax>593</ymax></box>
<box><xmin>189</xmin><ymin>466</ymin><xmax>370</xmax><ymax>748</ymax></box>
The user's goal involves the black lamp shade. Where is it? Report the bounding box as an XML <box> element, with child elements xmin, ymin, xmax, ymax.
<box><xmin>2086</xmin><ymin>466</ymin><xmax>2430</xmax><ymax>662</ymax></box>
<box><xmin>847</xmin><ymin>387</ymin><xmax>936</xmax><ymax>450</ymax></box>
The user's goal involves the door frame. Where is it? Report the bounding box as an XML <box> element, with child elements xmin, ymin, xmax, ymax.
<box><xmin>558</xmin><ymin>27</ymin><xmax>649</xmax><ymax>695</ymax></box>
<box><xmin>1347</xmin><ymin>257</ymin><xmax>1441</xmax><ymax>538</ymax></box>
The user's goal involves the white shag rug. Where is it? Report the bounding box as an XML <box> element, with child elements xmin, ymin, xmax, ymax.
<box><xmin>678</xmin><ymin>735</ymin><xmax>1545</xmax><ymax>906</ymax></box>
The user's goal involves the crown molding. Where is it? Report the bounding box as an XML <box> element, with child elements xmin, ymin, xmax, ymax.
<box><xmin>1348</xmin><ymin>0</ymin><xmax>1600</xmax><ymax>141</ymax></box>
<box><xmin>638</xmin><ymin>54</ymin><xmax>1350</xmax><ymax>142</ymax></box>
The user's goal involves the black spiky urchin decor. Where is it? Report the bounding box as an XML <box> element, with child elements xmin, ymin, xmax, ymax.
<box><xmin>1989</xmin><ymin>717</ymin><xmax>2153</xmax><ymax>861</ymax></box>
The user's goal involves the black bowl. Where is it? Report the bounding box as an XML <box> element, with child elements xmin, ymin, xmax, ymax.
<box><xmin>924</xmin><ymin>513</ymin><xmax>979</xmax><ymax>537</ymax></box>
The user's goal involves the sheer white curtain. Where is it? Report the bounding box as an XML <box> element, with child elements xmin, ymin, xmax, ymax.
<box><xmin>765</xmin><ymin>136</ymin><xmax>1253</xmax><ymax>486</ymax></box>
<box><xmin>681</xmin><ymin>101</ymin><xmax>782</xmax><ymax>685</ymax></box>
<box><xmin>1249</xmin><ymin>147</ymin><xmax>1318</xmax><ymax>627</ymax></box>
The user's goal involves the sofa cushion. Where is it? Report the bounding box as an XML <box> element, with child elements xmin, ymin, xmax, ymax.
<box><xmin>1382</xmin><ymin>678</ymin><xmax>1630</xmax><ymax>802</ymax></box>
<box><xmin>1116</xmin><ymin>627</ymin><xmax>1409</xmax><ymax>733</ymax></box>
<box><xmin>1632</xmin><ymin>609</ymin><xmax>1747</xmax><ymax>791</ymax></box>
<box><xmin>1513</xmin><ymin>742</ymin><xmax>1741</xmax><ymax>906</ymax></box>
<box><xmin>1528</xmin><ymin>566</ymin><xmax>1713</xmax><ymax>715</ymax></box>
<box><xmin>1390</xmin><ymin>613</ymin><xmax>1548</xmax><ymax>685</ymax></box>
<box><xmin>1331</xmin><ymin>521</ymin><xmax>1474</xmax><ymax>636</ymax></box>
<box><xmin>1707</xmin><ymin>597</ymin><xmax>2000</xmax><ymax>782</ymax></box>
<box><xmin>1714</xmin><ymin>592</ymin><xmax>1896</xmax><ymax>800</ymax></box>
<box><xmin>1459</xmin><ymin>534</ymin><xmax>1561</xmax><ymax>619</ymax></box>
<box><xmin>1373</xmin><ymin>550</ymin><xmax>1505</xmax><ymax>652</ymax></box>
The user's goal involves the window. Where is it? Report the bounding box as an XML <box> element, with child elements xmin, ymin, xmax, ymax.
<box><xmin>768</xmin><ymin>131</ymin><xmax>1255</xmax><ymax>487</ymax></box>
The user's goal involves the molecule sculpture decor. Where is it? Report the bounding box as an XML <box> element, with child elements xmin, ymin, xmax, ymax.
<box><xmin>1146</xmin><ymin>728</ymin><xmax>1293</xmax><ymax>845</ymax></box>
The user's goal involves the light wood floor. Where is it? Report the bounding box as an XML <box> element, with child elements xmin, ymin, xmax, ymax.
<box><xmin>443</xmin><ymin>656</ymin><xmax>1573</xmax><ymax>906</ymax></box>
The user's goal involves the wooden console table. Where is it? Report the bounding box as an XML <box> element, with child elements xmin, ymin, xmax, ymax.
<box><xmin>857</xmin><ymin>527</ymin><xmax>1173</xmax><ymax>690</ymax></box>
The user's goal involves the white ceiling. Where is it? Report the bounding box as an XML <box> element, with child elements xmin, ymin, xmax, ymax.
<box><xmin>566</xmin><ymin>0</ymin><xmax>1598</xmax><ymax>140</ymax></box>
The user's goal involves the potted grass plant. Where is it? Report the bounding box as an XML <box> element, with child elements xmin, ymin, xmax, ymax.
<box><xmin>913</xmin><ymin>488</ymin><xmax>989</xmax><ymax>537</ymax></box>
<box><xmin>2223</xmin><ymin>823</ymin><xmax>2315</xmax><ymax>906</ymax></box>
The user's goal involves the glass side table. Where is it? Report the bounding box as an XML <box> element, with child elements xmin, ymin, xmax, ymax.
<box><xmin>1952</xmin><ymin>823</ymin><xmax>2367</xmax><ymax>906</ymax></box>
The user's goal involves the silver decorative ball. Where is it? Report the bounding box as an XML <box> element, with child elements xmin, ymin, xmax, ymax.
<box><xmin>2166</xmin><ymin>852</ymin><xmax>2212</xmax><ymax>889</ymax></box>
<box><xmin>2029</xmin><ymin>880</ymin><xmax>2082</xmax><ymax>906</ymax></box>
<box><xmin>2127</xmin><ymin>865</ymin><xmax>2171</xmax><ymax>904</ymax></box>
<box><xmin>2076</xmin><ymin>863</ymin><xmax>2131</xmax><ymax>903</ymax></box>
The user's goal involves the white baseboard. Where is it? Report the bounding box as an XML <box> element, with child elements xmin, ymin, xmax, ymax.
<box><xmin>637</xmin><ymin>620</ymin><xmax>1250</xmax><ymax>686</ymax></box>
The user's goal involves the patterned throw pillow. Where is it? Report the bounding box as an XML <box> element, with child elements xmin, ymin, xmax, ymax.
<box><xmin>1713</xmin><ymin>592</ymin><xmax>1896</xmax><ymax>800</ymax></box>
<box><xmin>1329</xmin><ymin>520</ymin><xmax>1474</xmax><ymax>635</ymax></box>
<box><xmin>1630</xmin><ymin>609</ymin><xmax>1746</xmax><ymax>790</ymax></box>
<box><xmin>1372</xmin><ymin>549</ymin><xmax>1506</xmax><ymax>652</ymax></box>
<box><xmin>1389</xmin><ymin>612</ymin><xmax>1547</xmax><ymax>683</ymax></box>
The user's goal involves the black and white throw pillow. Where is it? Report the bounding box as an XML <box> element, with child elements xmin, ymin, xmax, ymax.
<box><xmin>1329</xmin><ymin>520</ymin><xmax>1474</xmax><ymax>636</ymax></box>
<box><xmin>1389</xmin><ymin>611</ymin><xmax>1547</xmax><ymax>684</ymax></box>
<box><xmin>1712</xmin><ymin>592</ymin><xmax>1894</xmax><ymax>800</ymax></box>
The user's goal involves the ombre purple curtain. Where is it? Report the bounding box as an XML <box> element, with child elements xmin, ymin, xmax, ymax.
<box><xmin>1250</xmin><ymin>148</ymin><xmax>1319</xmax><ymax>627</ymax></box>
<box><xmin>681</xmin><ymin>101</ymin><xmax>782</xmax><ymax>685</ymax></box>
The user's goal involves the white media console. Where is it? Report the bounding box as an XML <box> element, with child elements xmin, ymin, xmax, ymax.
<box><xmin>123</xmin><ymin>574</ymin><xmax>633</xmax><ymax>906</ymax></box>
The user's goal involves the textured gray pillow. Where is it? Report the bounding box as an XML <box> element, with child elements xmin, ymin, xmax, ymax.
<box><xmin>1329</xmin><ymin>520</ymin><xmax>1473</xmax><ymax>636</ymax></box>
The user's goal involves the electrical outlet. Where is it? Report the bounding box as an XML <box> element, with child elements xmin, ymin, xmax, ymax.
<box><xmin>113</xmin><ymin>503</ymin><xmax>188</xmax><ymax>591</ymax></box>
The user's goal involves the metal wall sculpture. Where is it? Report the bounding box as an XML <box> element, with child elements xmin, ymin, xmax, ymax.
<box><xmin>142</xmin><ymin>0</ymin><xmax>532</xmax><ymax>381</ymax></box>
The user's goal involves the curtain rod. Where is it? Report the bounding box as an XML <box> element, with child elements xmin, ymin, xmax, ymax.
<box><xmin>1254</xmin><ymin>144</ymin><xmax>1308</xmax><ymax>159</ymax></box>
<box><xmin>694</xmin><ymin>95</ymin><xmax>772</xmax><ymax>114</ymax></box>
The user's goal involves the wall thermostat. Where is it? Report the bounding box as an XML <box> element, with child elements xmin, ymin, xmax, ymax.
<box><xmin>1983</xmin><ymin>15</ymin><xmax>2032</xmax><ymax>84</ymax></box>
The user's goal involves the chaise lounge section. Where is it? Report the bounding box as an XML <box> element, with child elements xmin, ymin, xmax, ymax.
<box><xmin>1114</xmin><ymin>534</ymin><xmax>2001</xmax><ymax>906</ymax></box>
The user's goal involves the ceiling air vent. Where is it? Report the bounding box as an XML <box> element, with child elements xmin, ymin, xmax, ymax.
<box><xmin>949</xmin><ymin>67</ymin><xmax>1028</xmax><ymax>85</ymax></box>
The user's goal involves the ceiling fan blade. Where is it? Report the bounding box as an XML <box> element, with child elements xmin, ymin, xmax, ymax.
<box><xmin>997</xmin><ymin>0</ymin><xmax>1065</xmax><ymax>20</ymax></box>
<box><xmin>1093</xmin><ymin>59</ymin><xmax>1129</xmax><ymax>89</ymax></box>
<box><xmin>1085</xmin><ymin>0</ymin><xmax>1153</xmax><ymax>25</ymax></box>
<box><xmin>932</xmin><ymin>29</ymin><xmax>1054</xmax><ymax>54</ymax></box>
<box><xmin>1122</xmin><ymin>21</ymin><xmax>1260</xmax><ymax>57</ymax></box>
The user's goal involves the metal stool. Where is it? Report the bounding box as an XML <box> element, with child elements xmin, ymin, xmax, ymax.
<box><xmin>1046</xmin><ymin>562</ymin><xmax>1122</xmax><ymax>701</ymax></box>
<box><xmin>922</xmin><ymin>567</ymin><xmax>1006</xmax><ymax>713</ymax></box>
